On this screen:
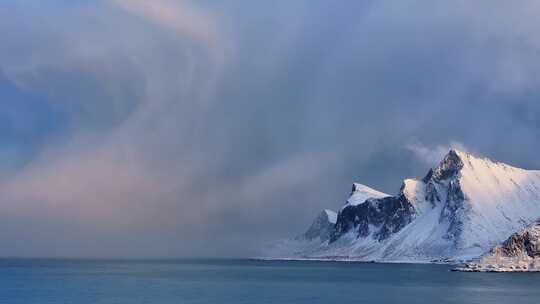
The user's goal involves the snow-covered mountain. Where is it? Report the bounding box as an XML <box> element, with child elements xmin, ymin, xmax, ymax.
<box><xmin>455</xmin><ymin>220</ymin><xmax>540</xmax><ymax>272</ymax></box>
<box><xmin>269</xmin><ymin>149</ymin><xmax>540</xmax><ymax>262</ymax></box>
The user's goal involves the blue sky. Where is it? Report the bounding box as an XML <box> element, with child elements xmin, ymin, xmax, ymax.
<box><xmin>1</xmin><ymin>0</ymin><xmax>540</xmax><ymax>257</ymax></box>
<box><xmin>0</xmin><ymin>72</ymin><xmax>66</xmax><ymax>172</ymax></box>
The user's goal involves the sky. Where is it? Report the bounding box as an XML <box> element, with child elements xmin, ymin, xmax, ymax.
<box><xmin>1</xmin><ymin>0</ymin><xmax>540</xmax><ymax>258</ymax></box>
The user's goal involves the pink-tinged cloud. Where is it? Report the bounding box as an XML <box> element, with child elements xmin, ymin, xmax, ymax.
<box><xmin>110</xmin><ymin>0</ymin><xmax>226</xmax><ymax>57</ymax></box>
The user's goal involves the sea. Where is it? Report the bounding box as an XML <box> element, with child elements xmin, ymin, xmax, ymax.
<box><xmin>0</xmin><ymin>259</ymin><xmax>539</xmax><ymax>304</ymax></box>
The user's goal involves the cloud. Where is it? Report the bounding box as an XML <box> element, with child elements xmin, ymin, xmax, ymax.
<box><xmin>406</xmin><ymin>141</ymin><xmax>472</xmax><ymax>166</ymax></box>
<box><xmin>109</xmin><ymin>0</ymin><xmax>229</xmax><ymax>66</ymax></box>
<box><xmin>0</xmin><ymin>0</ymin><xmax>236</xmax><ymax>256</ymax></box>
<box><xmin>110</xmin><ymin>0</ymin><xmax>218</xmax><ymax>43</ymax></box>
<box><xmin>1</xmin><ymin>0</ymin><xmax>540</xmax><ymax>257</ymax></box>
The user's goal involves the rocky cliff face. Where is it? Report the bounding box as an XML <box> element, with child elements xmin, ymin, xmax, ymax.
<box><xmin>456</xmin><ymin>220</ymin><xmax>540</xmax><ymax>272</ymax></box>
<box><xmin>332</xmin><ymin>195</ymin><xmax>415</xmax><ymax>242</ymax></box>
<box><xmin>423</xmin><ymin>150</ymin><xmax>468</xmax><ymax>246</ymax></box>
<box><xmin>268</xmin><ymin>149</ymin><xmax>540</xmax><ymax>262</ymax></box>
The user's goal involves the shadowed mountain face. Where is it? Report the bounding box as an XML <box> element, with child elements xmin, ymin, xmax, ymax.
<box><xmin>272</xmin><ymin>150</ymin><xmax>540</xmax><ymax>262</ymax></box>
<box><xmin>298</xmin><ymin>210</ymin><xmax>337</xmax><ymax>242</ymax></box>
<box><xmin>332</xmin><ymin>195</ymin><xmax>415</xmax><ymax>242</ymax></box>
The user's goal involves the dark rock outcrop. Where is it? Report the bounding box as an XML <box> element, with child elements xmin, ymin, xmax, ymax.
<box><xmin>331</xmin><ymin>194</ymin><xmax>416</xmax><ymax>242</ymax></box>
<box><xmin>430</xmin><ymin>150</ymin><xmax>464</xmax><ymax>182</ymax></box>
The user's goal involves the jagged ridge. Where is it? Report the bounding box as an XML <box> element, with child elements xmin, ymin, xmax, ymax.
<box><xmin>270</xmin><ymin>149</ymin><xmax>540</xmax><ymax>262</ymax></box>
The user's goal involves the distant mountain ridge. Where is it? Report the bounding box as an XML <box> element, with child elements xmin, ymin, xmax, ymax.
<box><xmin>298</xmin><ymin>209</ymin><xmax>337</xmax><ymax>242</ymax></box>
<box><xmin>268</xmin><ymin>149</ymin><xmax>540</xmax><ymax>262</ymax></box>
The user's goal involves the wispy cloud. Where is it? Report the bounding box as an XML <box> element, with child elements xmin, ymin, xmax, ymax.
<box><xmin>109</xmin><ymin>0</ymin><xmax>229</xmax><ymax>65</ymax></box>
<box><xmin>406</xmin><ymin>141</ymin><xmax>471</xmax><ymax>166</ymax></box>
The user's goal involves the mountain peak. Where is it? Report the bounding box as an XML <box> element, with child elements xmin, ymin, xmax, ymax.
<box><xmin>351</xmin><ymin>183</ymin><xmax>388</xmax><ymax>196</ymax></box>
<box><xmin>448</xmin><ymin>148</ymin><xmax>467</xmax><ymax>156</ymax></box>
<box><xmin>425</xmin><ymin>149</ymin><xmax>492</xmax><ymax>182</ymax></box>
<box><xmin>427</xmin><ymin>149</ymin><xmax>465</xmax><ymax>182</ymax></box>
<box><xmin>345</xmin><ymin>183</ymin><xmax>390</xmax><ymax>207</ymax></box>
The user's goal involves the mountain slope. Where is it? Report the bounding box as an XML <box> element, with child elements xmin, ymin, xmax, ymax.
<box><xmin>455</xmin><ymin>220</ymin><xmax>540</xmax><ymax>272</ymax></box>
<box><xmin>270</xmin><ymin>149</ymin><xmax>540</xmax><ymax>262</ymax></box>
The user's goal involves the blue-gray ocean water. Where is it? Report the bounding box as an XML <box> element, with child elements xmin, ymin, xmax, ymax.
<box><xmin>1</xmin><ymin>259</ymin><xmax>539</xmax><ymax>304</ymax></box>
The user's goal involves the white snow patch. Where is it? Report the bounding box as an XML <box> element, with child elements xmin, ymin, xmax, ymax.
<box><xmin>344</xmin><ymin>183</ymin><xmax>390</xmax><ymax>208</ymax></box>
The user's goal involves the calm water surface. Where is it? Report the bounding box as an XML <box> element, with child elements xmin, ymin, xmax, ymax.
<box><xmin>0</xmin><ymin>259</ymin><xmax>539</xmax><ymax>304</ymax></box>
